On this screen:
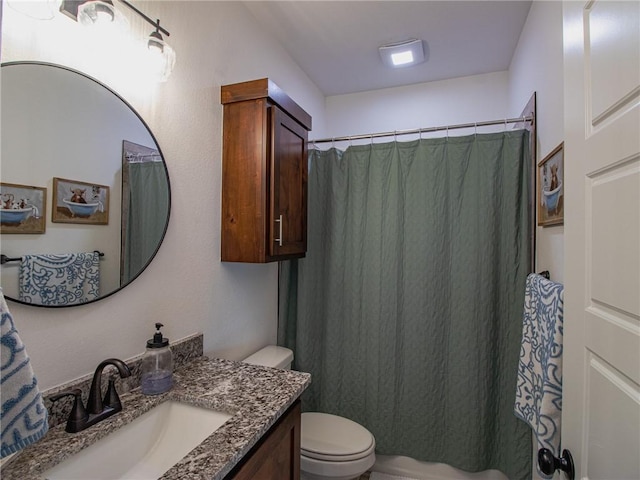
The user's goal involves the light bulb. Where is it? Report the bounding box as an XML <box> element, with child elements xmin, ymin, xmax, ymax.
<box><xmin>148</xmin><ymin>30</ymin><xmax>164</xmax><ymax>53</ymax></box>
<box><xmin>77</xmin><ymin>0</ymin><xmax>115</xmax><ymax>26</ymax></box>
<box><xmin>391</xmin><ymin>50</ymin><xmax>414</xmax><ymax>66</ymax></box>
<box><xmin>145</xmin><ymin>30</ymin><xmax>175</xmax><ymax>82</ymax></box>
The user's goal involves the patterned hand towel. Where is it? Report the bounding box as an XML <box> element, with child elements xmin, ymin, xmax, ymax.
<box><xmin>514</xmin><ymin>273</ymin><xmax>564</xmax><ymax>479</ymax></box>
<box><xmin>1</xmin><ymin>289</ymin><xmax>48</xmax><ymax>458</ymax></box>
<box><xmin>19</xmin><ymin>252</ymin><xmax>100</xmax><ymax>306</ymax></box>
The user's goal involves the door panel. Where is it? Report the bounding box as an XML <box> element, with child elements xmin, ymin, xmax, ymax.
<box><xmin>586</xmin><ymin>308</ymin><xmax>640</xmax><ymax>385</ymax></box>
<box><xmin>587</xmin><ymin>1</ymin><xmax>639</xmax><ymax>124</ymax></box>
<box><xmin>585</xmin><ymin>353</ymin><xmax>640</xmax><ymax>480</ymax></box>
<box><xmin>563</xmin><ymin>1</ymin><xmax>640</xmax><ymax>479</ymax></box>
<box><xmin>589</xmin><ymin>163</ymin><xmax>640</xmax><ymax>316</ymax></box>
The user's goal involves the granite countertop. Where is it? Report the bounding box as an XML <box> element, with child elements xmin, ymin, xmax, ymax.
<box><xmin>1</xmin><ymin>357</ymin><xmax>311</xmax><ymax>480</ymax></box>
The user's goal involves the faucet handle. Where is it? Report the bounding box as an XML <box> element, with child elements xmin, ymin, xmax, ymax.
<box><xmin>50</xmin><ymin>388</ymin><xmax>89</xmax><ymax>433</ymax></box>
<box><xmin>103</xmin><ymin>377</ymin><xmax>123</xmax><ymax>411</ymax></box>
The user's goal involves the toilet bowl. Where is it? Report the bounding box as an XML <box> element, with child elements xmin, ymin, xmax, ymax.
<box><xmin>242</xmin><ymin>346</ymin><xmax>376</xmax><ymax>480</ymax></box>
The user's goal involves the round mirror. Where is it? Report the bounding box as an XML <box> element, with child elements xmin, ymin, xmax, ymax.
<box><xmin>0</xmin><ymin>62</ymin><xmax>171</xmax><ymax>307</ymax></box>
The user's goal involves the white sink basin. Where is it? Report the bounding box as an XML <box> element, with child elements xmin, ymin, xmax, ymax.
<box><xmin>44</xmin><ymin>401</ymin><xmax>232</xmax><ymax>480</ymax></box>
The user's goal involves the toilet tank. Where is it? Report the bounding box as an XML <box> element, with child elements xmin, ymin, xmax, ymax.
<box><xmin>242</xmin><ymin>346</ymin><xmax>293</xmax><ymax>370</ymax></box>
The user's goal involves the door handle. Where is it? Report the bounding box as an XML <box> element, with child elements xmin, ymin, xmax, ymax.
<box><xmin>274</xmin><ymin>215</ymin><xmax>283</xmax><ymax>247</ymax></box>
<box><xmin>538</xmin><ymin>448</ymin><xmax>575</xmax><ymax>480</ymax></box>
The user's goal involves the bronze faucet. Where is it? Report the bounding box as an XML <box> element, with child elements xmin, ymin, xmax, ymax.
<box><xmin>51</xmin><ymin>358</ymin><xmax>132</xmax><ymax>433</ymax></box>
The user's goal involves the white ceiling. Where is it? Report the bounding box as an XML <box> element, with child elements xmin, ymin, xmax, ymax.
<box><xmin>243</xmin><ymin>1</ymin><xmax>533</xmax><ymax>96</ymax></box>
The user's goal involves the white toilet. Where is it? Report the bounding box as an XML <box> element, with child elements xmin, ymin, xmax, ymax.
<box><xmin>243</xmin><ymin>346</ymin><xmax>376</xmax><ymax>480</ymax></box>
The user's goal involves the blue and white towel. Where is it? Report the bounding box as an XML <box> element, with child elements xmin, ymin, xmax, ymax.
<box><xmin>19</xmin><ymin>252</ymin><xmax>100</xmax><ymax>306</ymax></box>
<box><xmin>514</xmin><ymin>273</ymin><xmax>564</xmax><ymax>479</ymax></box>
<box><xmin>1</xmin><ymin>289</ymin><xmax>48</xmax><ymax>458</ymax></box>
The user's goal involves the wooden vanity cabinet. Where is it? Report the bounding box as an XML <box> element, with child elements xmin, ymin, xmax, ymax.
<box><xmin>226</xmin><ymin>400</ymin><xmax>301</xmax><ymax>480</ymax></box>
<box><xmin>221</xmin><ymin>78</ymin><xmax>312</xmax><ymax>263</ymax></box>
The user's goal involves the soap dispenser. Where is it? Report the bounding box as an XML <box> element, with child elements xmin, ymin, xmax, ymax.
<box><xmin>141</xmin><ymin>322</ymin><xmax>173</xmax><ymax>395</ymax></box>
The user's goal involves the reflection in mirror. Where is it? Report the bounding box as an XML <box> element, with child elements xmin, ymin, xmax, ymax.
<box><xmin>121</xmin><ymin>141</ymin><xmax>169</xmax><ymax>285</ymax></box>
<box><xmin>0</xmin><ymin>62</ymin><xmax>171</xmax><ymax>307</ymax></box>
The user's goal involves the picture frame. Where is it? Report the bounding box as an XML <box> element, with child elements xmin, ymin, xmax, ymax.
<box><xmin>52</xmin><ymin>177</ymin><xmax>109</xmax><ymax>225</ymax></box>
<box><xmin>0</xmin><ymin>182</ymin><xmax>47</xmax><ymax>234</ymax></box>
<box><xmin>537</xmin><ymin>142</ymin><xmax>564</xmax><ymax>227</ymax></box>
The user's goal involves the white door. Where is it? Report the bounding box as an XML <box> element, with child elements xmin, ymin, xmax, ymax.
<box><xmin>563</xmin><ymin>1</ymin><xmax>640</xmax><ymax>479</ymax></box>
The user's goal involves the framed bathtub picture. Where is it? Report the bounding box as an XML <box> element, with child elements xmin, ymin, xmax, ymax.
<box><xmin>537</xmin><ymin>142</ymin><xmax>564</xmax><ymax>227</ymax></box>
<box><xmin>0</xmin><ymin>182</ymin><xmax>47</xmax><ymax>234</ymax></box>
<box><xmin>52</xmin><ymin>177</ymin><xmax>109</xmax><ymax>225</ymax></box>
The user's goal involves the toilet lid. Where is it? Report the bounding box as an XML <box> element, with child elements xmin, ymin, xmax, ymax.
<box><xmin>301</xmin><ymin>412</ymin><xmax>375</xmax><ymax>462</ymax></box>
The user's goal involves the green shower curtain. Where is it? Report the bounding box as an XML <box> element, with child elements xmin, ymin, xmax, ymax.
<box><xmin>279</xmin><ymin>131</ymin><xmax>532</xmax><ymax>479</ymax></box>
<box><xmin>122</xmin><ymin>161</ymin><xmax>169</xmax><ymax>283</ymax></box>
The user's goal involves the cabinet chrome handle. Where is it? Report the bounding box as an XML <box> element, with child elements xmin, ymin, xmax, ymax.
<box><xmin>275</xmin><ymin>215</ymin><xmax>283</xmax><ymax>247</ymax></box>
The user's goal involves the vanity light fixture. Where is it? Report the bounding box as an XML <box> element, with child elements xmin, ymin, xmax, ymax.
<box><xmin>378</xmin><ymin>38</ymin><xmax>425</xmax><ymax>68</ymax></box>
<box><xmin>59</xmin><ymin>0</ymin><xmax>176</xmax><ymax>81</ymax></box>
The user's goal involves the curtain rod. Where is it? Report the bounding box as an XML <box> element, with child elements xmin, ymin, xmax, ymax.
<box><xmin>310</xmin><ymin>115</ymin><xmax>534</xmax><ymax>144</ymax></box>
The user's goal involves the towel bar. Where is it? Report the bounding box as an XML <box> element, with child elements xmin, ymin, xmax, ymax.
<box><xmin>1</xmin><ymin>251</ymin><xmax>104</xmax><ymax>265</ymax></box>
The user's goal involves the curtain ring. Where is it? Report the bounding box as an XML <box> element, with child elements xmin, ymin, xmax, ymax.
<box><xmin>504</xmin><ymin>118</ymin><xmax>508</xmax><ymax>132</ymax></box>
<box><xmin>419</xmin><ymin>128</ymin><xmax>423</xmax><ymax>140</ymax></box>
<box><xmin>331</xmin><ymin>137</ymin><xmax>335</xmax><ymax>149</ymax></box>
<box><xmin>370</xmin><ymin>134</ymin><xmax>374</xmax><ymax>145</ymax></box>
<box><xmin>394</xmin><ymin>130</ymin><xmax>398</xmax><ymax>142</ymax></box>
<box><xmin>474</xmin><ymin>122</ymin><xmax>478</xmax><ymax>136</ymax></box>
<box><xmin>446</xmin><ymin>125</ymin><xmax>449</xmax><ymax>139</ymax></box>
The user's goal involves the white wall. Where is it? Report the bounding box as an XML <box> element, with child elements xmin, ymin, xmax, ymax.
<box><xmin>509</xmin><ymin>0</ymin><xmax>565</xmax><ymax>283</ymax></box>
<box><xmin>323</xmin><ymin>71</ymin><xmax>510</xmax><ymax>146</ymax></box>
<box><xmin>1</xmin><ymin>0</ymin><xmax>326</xmax><ymax>390</ymax></box>
<box><xmin>508</xmin><ymin>3</ymin><xmax>564</xmax><ymax>479</ymax></box>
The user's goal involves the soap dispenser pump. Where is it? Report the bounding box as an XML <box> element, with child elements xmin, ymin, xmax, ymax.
<box><xmin>141</xmin><ymin>322</ymin><xmax>173</xmax><ymax>395</ymax></box>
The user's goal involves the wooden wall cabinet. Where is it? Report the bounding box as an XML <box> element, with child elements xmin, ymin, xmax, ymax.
<box><xmin>225</xmin><ymin>400</ymin><xmax>301</xmax><ymax>480</ymax></box>
<box><xmin>221</xmin><ymin>79</ymin><xmax>312</xmax><ymax>263</ymax></box>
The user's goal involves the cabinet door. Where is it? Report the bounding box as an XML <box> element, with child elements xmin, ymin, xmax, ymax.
<box><xmin>269</xmin><ymin>106</ymin><xmax>307</xmax><ymax>259</ymax></box>
<box><xmin>227</xmin><ymin>401</ymin><xmax>301</xmax><ymax>480</ymax></box>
